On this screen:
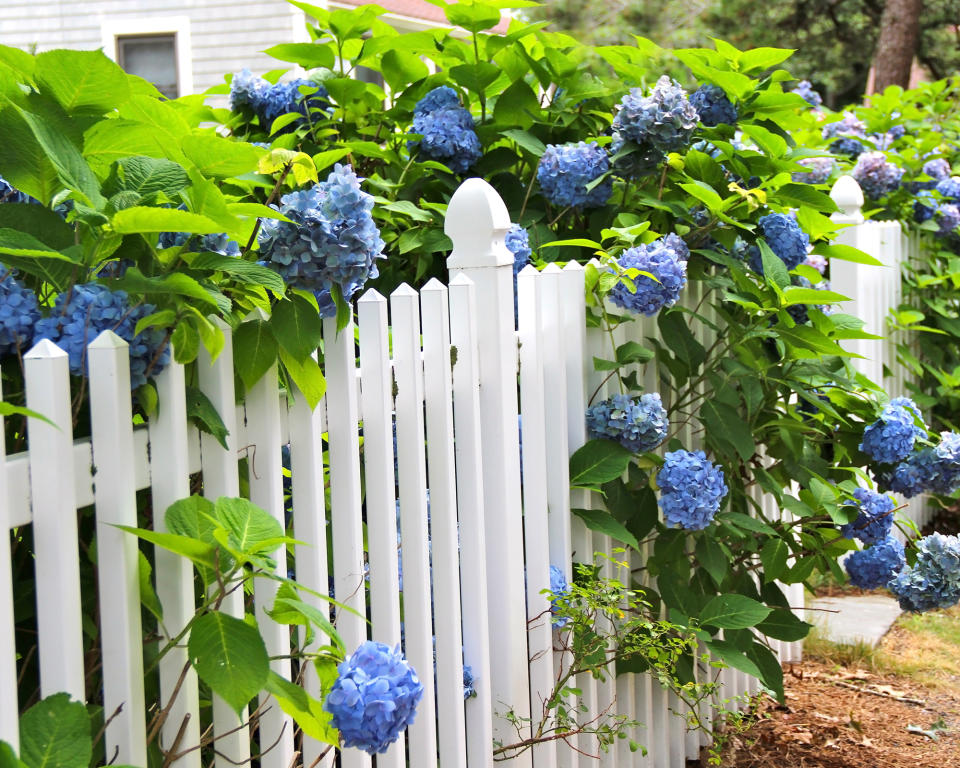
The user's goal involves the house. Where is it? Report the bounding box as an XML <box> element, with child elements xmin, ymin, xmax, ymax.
<box><xmin>0</xmin><ymin>0</ymin><xmax>508</xmax><ymax>97</ymax></box>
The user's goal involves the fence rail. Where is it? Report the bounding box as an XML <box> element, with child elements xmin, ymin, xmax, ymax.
<box><xmin>0</xmin><ymin>174</ymin><xmax>928</xmax><ymax>767</ymax></box>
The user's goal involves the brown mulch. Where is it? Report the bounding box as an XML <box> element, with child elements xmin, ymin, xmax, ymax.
<box><xmin>716</xmin><ymin>661</ymin><xmax>960</xmax><ymax>768</ymax></box>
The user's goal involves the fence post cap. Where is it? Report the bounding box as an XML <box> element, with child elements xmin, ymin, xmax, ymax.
<box><xmin>357</xmin><ymin>287</ymin><xmax>386</xmax><ymax>304</ymax></box>
<box><xmin>24</xmin><ymin>338</ymin><xmax>67</xmax><ymax>360</ymax></box>
<box><xmin>421</xmin><ymin>277</ymin><xmax>446</xmax><ymax>293</ymax></box>
<box><xmin>830</xmin><ymin>175</ymin><xmax>865</xmax><ymax>222</ymax></box>
<box><xmin>448</xmin><ymin>272</ymin><xmax>474</xmax><ymax>287</ymax></box>
<box><xmin>390</xmin><ymin>282</ymin><xmax>418</xmax><ymax>299</ymax></box>
<box><xmin>445</xmin><ymin>178</ymin><xmax>513</xmax><ymax>269</ymax></box>
<box><xmin>88</xmin><ymin>329</ymin><xmax>128</xmax><ymax>349</ymax></box>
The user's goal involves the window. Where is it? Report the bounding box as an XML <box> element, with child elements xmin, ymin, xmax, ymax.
<box><xmin>116</xmin><ymin>35</ymin><xmax>178</xmax><ymax>98</ymax></box>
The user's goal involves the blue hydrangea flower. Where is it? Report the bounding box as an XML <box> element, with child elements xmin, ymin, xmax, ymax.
<box><xmin>409</xmin><ymin>87</ymin><xmax>482</xmax><ymax>173</ymax></box>
<box><xmin>914</xmin><ymin>190</ymin><xmax>937</xmax><ymax>223</ymax></box>
<box><xmin>748</xmin><ymin>212</ymin><xmax>810</xmax><ymax>275</ymax></box>
<box><xmin>689</xmin><ymin>84</ymin><xmax>737</xmax><ymax>127</ymax></box>
<box><xmin>845</xmin><ymin>536</ymin><xmax>905</xmax><ymax>589</ymax></box>
<box><xmin>0</xmin><ymin>272</ymin><xmax>40</xmax><ymax>355</ymax></box>
<box><xmin>258</xmin><ymin>164</ymin><xmax>384</xmax><ymax>315</ymax></box>
<box><xmin>888</xmin><ymin>532</ymin><xmax>960</xmax><ymax>612</ymax></box>
<box><xmin>0</xmin><ymin>176</ymin><xmax>32</xmax><ymax>204</ymax></box>
<box><xmin>537</xmin><ymin>142</ymin><xmax>612</xmax><ymax>209</ymax></box>
<box><xmin>829</xmin><ymin>137</ymin><xmax>865</xmax><ymax>159</ymax></box>
<box><xmin>878</xmin><ymin>447</ymin><xmax>937</xmax><ymax>498</ymax></box>
<box><xmin>860</xmin><ymin>396</ymin><xmax>925</xmax><ymax>464</ymax></box>
<box><xmin>323</xmin><ymin>641</ymin><xmax>424</xmax><ymax>755</ymax></box>
<box><xmin>657</xmin><ymin>449</ymin><xmax>728</xmax><ymax>530</ymax></box>
<box><xmin>549</xmin><ymin>565</ymin><xmax>571</xmax><ymax>628</ymax></box>
<box><xmin>462</xmin><ymin>664</ymin><xmax>476</xmax><ymax>700</ymax></box>
<box><xmin>506</xmin><ymin>224</ymin><xmax>532</xmax><ymax>276</ymax></box>
<box><xmin>159</xmin><ymin>231</ymin><xmax>241</xmax><ymax>256</ymax></box>
<box><xmin>585</xmin><ymin>393</ymin><xmax>668</xmax><ymax>453</ymax></box>
<box><xmin>804</xmin><ymin>253</ymin><xmax>827</xmax><ymax>275</ymax></box>
<box><xmin>926</xmin><ymin>431</ymin><xmax>960</xmax><ymax>494</ymax></box>
<box><xmin>922</xmin><ymin>158</ymin><xmax>951</xmax><ymax>180</ymax></box>
<box><xmin>935</xmin><ymin>176</ymin><xmax>960</xmax><ymax>202</ymax></box>
<box><xmin>791</xmin><ymin>80</ymin><xmax>822</xmax><ymax>107</ymax></box>
<box><xmin>33</xmin><ymin>283</ymin><xmax>170</xmax><ymax>389</ymax></box>
<box><xmin>935</xmin><ymin>203</ymin><xmax>960</xmax><ymax>237</ymax></box>
<box><xmin>612</xmin><ymin>76</ymin><xmax>699</xmax><ymax>154</ymax></box>
<box><xmin>608</xmin><ymin>235</ymin><xmax>688</xmax><ymax>315</ymax></box>
<box><xmin>792</xmin><ymin>157</ymin><xmax>835</xmax><ymax>184</ymax></box>
<box><xmin>822</xmin><ymin>112</ymin><xmax>866</xmax><ymax>139</ymax></box>
<box><xmin>840</xmin><ymin>488</ymin><xmax>895</xmax><ymax>545</ymax></box>
<box><xmin>230</xmin><ymin>69</ymin><xmax>328</xmax><ymax>130</ymax></box>
<box><xmin>852</xmin><ymin>152</ymin><xmax>904</xmax><ymax>200</ymax></box>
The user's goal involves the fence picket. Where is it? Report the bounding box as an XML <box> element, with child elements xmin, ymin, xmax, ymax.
<box><xmin>390</xmin><ymin>284</ymin><xmax>438</xmax><ymax>768</ymax></box>
<box><xmin>0</xmin><ymin>377</ymin><xmax>18</xmax><ymax>751</ymax></box>
<box><xmin>448</xmin><ymin>274</ymin><xmax>495</xmax><ymax>768</ymax></box>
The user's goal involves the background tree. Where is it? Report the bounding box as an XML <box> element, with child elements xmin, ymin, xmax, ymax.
<box><xmin>872</xmin><ymin>0</ymin><xmax>924</xmax><ymax>91</ymax></box>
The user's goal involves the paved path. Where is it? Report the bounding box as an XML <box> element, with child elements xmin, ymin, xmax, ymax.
<box><xmin>806</xmin><ymin>594</ymin><xmax>902</xmax><ymax>646</ymax></box>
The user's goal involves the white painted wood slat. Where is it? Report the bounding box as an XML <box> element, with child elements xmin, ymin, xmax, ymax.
<box><xmin>0</xmin><ymin>376</ymin><xmax>19</xmax><ymax>751</ymax></box>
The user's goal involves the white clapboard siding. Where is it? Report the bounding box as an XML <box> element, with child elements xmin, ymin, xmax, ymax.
<box><xmin>149</xmin><ymin>357</ymin><xmax>202</xmax><ymax>766</ymax></box>
<box><xmin>516</xmin><ymin>264</ymin><xmax>559</xmax><ymax>768</ymax></box>
<box><xmin>390</xmin><ymin>285</ymin><xmax>438</xmax><ymax>768</ymax></box>
<box><xmin>421</xmin><ymin>280</ymin><xmax>469</xmax><ymax>768</ymax></box>
<box><xmin>0</xmin><ymin>377</ymin><xmax>19</xmax><ymax>752</ymax></box>
<box><xmin>196</xmin><ymin>318</ymin><xmax>251</xmax><ymax>768</ymax></box>
<box><xmin>88</xmin><ymin>332</ymin><xmax>148</xmax><ymax>767</ymax></box>
<box><xmin>448</xmin><ymin>274</ymin><xmax>496</xmax><ymax>768</ymax></box>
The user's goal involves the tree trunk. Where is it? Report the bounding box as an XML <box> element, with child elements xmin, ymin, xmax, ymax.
<box><xmin>871</xmin><ymin>0</ymin><xmax>924</xmax><ymax>91</ymax></box>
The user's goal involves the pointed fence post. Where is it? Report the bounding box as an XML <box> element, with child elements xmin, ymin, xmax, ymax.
<box><xmin>445</xmin><ymin>178</ymin><xmax>531</xmax><ymax>762</ymax></box>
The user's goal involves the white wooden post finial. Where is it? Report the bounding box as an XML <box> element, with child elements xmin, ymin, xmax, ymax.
<box><xmin>445</xmin><ymin>178</ymin><xmax>514</xmax><ymax>269</ymax></box>
<box><xmin>830</xmin><ymin>175</ymin><xmax>865</xmax><ymax>224</ymax></box>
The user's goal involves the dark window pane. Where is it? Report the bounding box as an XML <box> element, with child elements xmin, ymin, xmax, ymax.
<box><xmin>117</xmin><ymin>35</ymin><xmax>178</xmax><ymax>98</ymax></box>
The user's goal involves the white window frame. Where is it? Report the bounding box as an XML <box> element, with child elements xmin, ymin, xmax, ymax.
<box><xmin>100</xmin><ymin>16</ymin><xmax>193</xmax><ymax>97</ymax></box>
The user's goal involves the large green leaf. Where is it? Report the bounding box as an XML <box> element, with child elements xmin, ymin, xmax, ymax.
<box><xmin>264</xmin><ymin>43</ymin><xmax>336</xmax><ymax>70</ymax></box>
<box><xmin>185</xmin><ymin>386</ymin><xmax>230</xmax><ymax>451</ymax></box>
<box><xmin>36</xmin><ymin>50</ymin><xmax>131</xmax><ymax>114</ymax></box>
<box><xmin>0</xmin><ymin>108</ymin><xmax>59</xmax><ymax>205</ymax></box>
<box><xmin>181</xmin><ymin>134</ymin><xmax>263</xmax><ymax>178</ymax></box>
<box><xmin>745</xmin><ymin>641</ymin><xmax>785</xmax><ymax>702</ymax></box>
<box><xmin>264</xmin><ymin>671</ymin><xmax>339</xmax><ymax>745</ymax></box>
<box><xmin>83</xmin><ymin>120</ymin><xmax>177</xmax><ymax>173</ymax></box>
<box><xmin>0</xmin><ymin>229</ymin><xmax>78</xmax><ymax>260</ymax></box>
<box><xmin>187</xmin><ymin>253</ymin><xmax>286</xmax><ymax>295</ymax></box>
<box><xmin>19</xmin><ymin>693</ymin><xmax>91</xmax><ymax>768</ymax></box>
<box><xmin>188</xmin><ymin>612</ymin><xmax>270</xmax><ymax>716</ymax></box>
<box><xmin>108</xmin><ymin>268</ymin><xmax>220</xmax><ymax>308</ymax></box>
<box><xmin>115</xmin><ymin>525</ymin><xmax>217</xmax><ymax>571</ymax></box>
<box><xmin>233</xmin><ymin>319</ymin><xmax>279</xmax><ymax>390</ymax></box>
<box><xmin>705</xmin><ymin>639</ymin><xmax>762</xmax><ymax>679</ymax></box>
<box><xmin>114</xmin><ymin>156</ymin><xmax>190</xmax><ymax>198</ymax></box>
<box><xmin>756</xmin><ymin>608</ymin><xmax>812</xmax><ymax>642</ymax></box>
<box><xmin>0</xmin><ymin>203</ymin><xmax>73</xmax><ymax>249</ymax></box>
<box><xmin>279</xmin><ymin>347</ymin><xmax>327</xmax><ymax>410</ymax></box>
<box><xmin>213</xmin><ymin>497</ymin><xmax>284</xmax><ymax>555</ymax></box>
<box><xmin>569</xmin><ymin>439</ymin><xmax>635</xmax><ymax>490</ymax></box>
<box><xmin>759</xmin><ymin>538</ymin><xmax>789</xmax><ymax>582</ymax></box>
<box><xmin>0</xmin><ymin>740</ymin><xmax>28</xmax><ymax>768</ymax></box>
<box><xmin>571</xmin><ymin>508</ymin><xmax>639</xmax><ymax>549</ymax></box>
<box><xmin>698</xmin><ymin>594</ymin><xmax>771</xmax><ymax>629</ymax></box>
<box><xmin>270</xmin><ymin>294</ymin><xmax>324</xmax><ymax>361</ymax></box>
<box><xmin>111</xmin><ymin>207</ymin><xmax>223</xmax><ymax>235</ymax></box>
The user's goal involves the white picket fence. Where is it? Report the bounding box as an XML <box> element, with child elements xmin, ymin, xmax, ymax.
<box><xmin>0</xmin><ymin>175</ymin><xmax>927</xmax><ymax>768</ymax></box>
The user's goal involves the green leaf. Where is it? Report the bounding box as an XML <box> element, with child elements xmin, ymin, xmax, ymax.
<box><xmin>699</xmin><ymin>594</ymin><xmax>771</xmax><ymax>629</ymax></box>
<box><xmin>540</xmin><ymin>238</ymin><xmax>603</xmax><ymax>250</ymax></box>
<box><xmin>269</xmin><ymin>597</ymin><xmax>342</xmax><ymax>651</ymax></box>
<box><xmin>36</xmin><ymin>50</ymin><xmax>131</xmax><ymax>114</ymax></box>
<box><xmin>114</xmin><ymin>156</ymin><xmax>190</xmax><ymax>198</ymax></box>
<box><xmin>745</xmin><ymin>641</ymin><xmax>785</xmax><ymax>702</ymax></box>
<box><xmin>569</xmin><ymin>439</ymin><xmax>635</xmax><ymax>490</ymax></box>
<box><xmin>137</xmin><ymin>551</ymin><xmax>164</xmax><ymax>622</ymax></box>
<box><xmin>234</xmin><ymin>319</ymin><xmax>279</xmax><ymax>391</ymax></box>
<box><xmin>812</xmin><ymin>242</ymin><xmax>883</xmax><ymax>266</ymax></box>
<box><xmin>493</xmin><ymin>79</ymin><xmax>539</xmax><ymax>128</ymax></box>
<box><xmin>264</xmin><ymin>671</ymin><xmax>339</xmax><ymax>745</ymax></box>
<box><xmin>695</xmin><ymin>536</ymin><xmax>729</xmax><ymax>587</ymax></box>
<box><xmin>181</xmin><ymin>134</ymin><xmax>263</xmax><ymax>178</ymax></box>
<box><xmin>185</xmin><ymin>386</ymin><xmax>230</xmax><ymax>451</ymax></box>
<box><xmin>188</xmin><ymin>612</ymin><xmax>270</xmax><ymax>716</ymax></box>
<box><xmin>657</xmin><ymin>310</ymin><xmax>706</xmax><ymax>373</ymax></box>
<box><xmin>756</xmin><ymin>608</ymin><xmax>812</xmax><ymax>642</ymax></box>
<box><xmin>679</xmin><ymin>181</ymin><xmax>724</xmax><ymax>212</ymax></box>
<box><xmin>380</xmin><ymin>49</ymin><xmax>429</xmax><ymax>91</ymax></box>
<box><xmin>0</xmin><ymin>740</ymin><xmax>28</xmax><ymax>768</ymax></box>
<box><xmin>0</xmin><ymin>203</ymin><xmax>73</xmax><ymax>250</ymax></box>
<box><xmin>111</xmin><ymin>206</ymin><xmax>224</xmax><ymax>235</ymax></box>
<box><xmin>781</xmin><ymin>287</ymin><xmax>850</xmax><ymax>306</ymax></box>
<box><xmin>279</xmin><ymin>347</ymin><xmax>327</xmax><ymax>410</ymax></box>
<box><xmin>571</xmin><ymin>508</ymin><xmax>639</xmax><ymax>549</ymax></box>
<box><xmin>214</xmin><ymin>497</ymin><xmax>284</xmax><ymax>555</ymax></box>
<box><xmin>701</xmin><ymin>400</ymin><xmax>754</xmax><ymax>462</ymax></box>
<box><xmin>440</xmin><ymin>1</ymin><xmax>503</xmax><ymax>33</ymax></box>
<box><xmin>737</xmin><ymin>47</ymin><xmax>793</xmax><ymax>73</ymax></box>
<box><xmin>502</xmin><ymin>128</ymin><xmax>546</xmax><ymax>157</ymax></box>
<box><xmin>270</xmin><ymin>294</ymin><xmax>325</xmax><ymax>362</ymax></box>
<box><xmin>108</xmin><ymin>268</ymin><xmax>220</xmax><ymax>308</ymax></box>
<box><xmin>759</xmin><ymin>539</ymin><xmax>789</xmax><ymax>582</ymax></box>
<box><xmin>773</xmin><ymin>182</ymin><xmax>838</xmax><ymax>212</ymax></box>
<box><xmin>311</xmin><ymin>149</ymin><xmax>352</xmax><ymax>174</ymax></box>
<box><xmin>0</xmin><ymin>402</ymin><xmax>55</xmax><ymax>427</ymax></box>
<box><xmin>187</xmin><ymin>253</ymin><xmax>286</xmax><ymax>295</ymax></box>
<box><xmin>264</xmin><ymin>43</ymin><xmax>336</xmax><ymax>70</ymax></box>
<box><xmin>705</xmin><ymin>639</ymin><xmax>762</xmax><ymax>679</ymax></box>
<box><xmin>114</xmin><ymin>525</ymin><xmax>217</xmax><ymax>571</ymax></box>
<box><xmin>19</xmin><ymin>693</ymin><xmax>91</xmax><ymax>768</ymax></box>
<box><xmin>758</xmin><ymin>240</ymin><xmax>790</xmax><ymax>290</ymax></box>
<box><xmin>615</xmin><ymin>341</ymin><xmax>654</xmax><ymax>365</ymax></box>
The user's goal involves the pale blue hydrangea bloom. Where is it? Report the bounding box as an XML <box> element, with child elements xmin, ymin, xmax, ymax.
<box><xmin>230</xmin><ymin>68</ymin><xmax>328</xmax><ymax>129</ymax></box>
<box><xmin>413</xmin><ymin>86</ymin><xmax>461</xmax><ymax>116</ymax></box>
<box><xmin>258</xmin><ymin>164</ymin><xmax>384</xmax><ymax>315</ymax></box>
<box><xmin>888</xmin><ymin>532</ymin><xmax>960</xmax><ymax>612</ymax></box>
<box><xmin>922</xmin><ymin>158</ymin><xmax>951</xmax><ymax>180</ymax></box>
<box><xmin>844</xmin><ymin>536</ymin><xmax>905</xmax><ymax>589</ymax></box>
<box><xmin>851</xmin><ymin>151</ymin><xmax>904</xmax><ymax>200</ymax></box>
<box><xmin>689</xmin><ymin>84</ymin><xmax>737</xmax><ymax>127</ymax></box>
<box><xmin>537</xmin><ymin>142</ymin><xmax>612</xmax><ymax>209</ymax></box>
<box><xmin>927</xmin><ymin>431</ymin><xmax>960</xmax><ymax>494</ymax></box>
<box><xmin>549</xmin><ymin>565</ymin><xmax>571</xmax><ymax>628</ymax></box>
<box><xmin>608</xmin><ymin>235</ymin><xmax>688</xmax><ymax>315</ymax></box>
<box><xmin>585</xmin><ymin>393</ymin><xmax>668</xmax><ymax>453</ymax></box>
<box><xmin>409</xmin><ymin>87</ymin><xmax>482</xmax><ymax>173</ymax></box>
<box><xmin>936</xmin><ymin>176</ymin><xmax>960</xmax><ymax>202</ymax></box>
<box><xmin>33</xmin><ymin>283</ymin><xmax>170</xmax><ymax>389</ymax></box>
<box><xmin>822</xmin><ymin>111</ymin><xmax>867</xmax><ymax>139</ymax></box>
<box><xmin>159</xmin><ymin>231</ymin><xmax>241</xmax><ymax>256</ymax></box>
<box><xmin>935</xmin><ymin>203</ymin><xmax>960</xmax><ymax>236</ymax></box>
<box><xmin>860</xmin><ymin>396</ymin><xmax>925</xmax><ymax>464</ymax></box>
<box><xmin>748</xmin><ymin>212</ymin><xmax>810</xmax><ymax>274</ymax></box>
<box><xmin>657</xmin><ymin>449</ymin><xmax>728</xmax><ymax>530</ymax></box>
<box><xmin>829</xmin><ymin>137</ymin><xmax>865</xmax><ymax>159</ymax></box>
<box><xmin>612</xmin><ymin>76</ymin><xmax>699</xmax><ymax>154</ymax></box>
<box><xmin>840</xmin><ymin>488</ymin><xmax>895</xmax><ymax>545</ymax></box>
<box><xmin>506</xmin><ymin>224</ymin><xmax>532</xmax><ymax>276</ymax></box>
<box><xmin>791</xmin><ymin>80</ymin><xmax>822</xmax><ymax>107</ymax></box>
<box><xmin>0</xmin><ymin>272</ymin><xmax>40</xmax><ymax>355</ymax></box>
<box><xmin>323</xmin><ymin>641</ymin><xmax>424</xmax><ymax>754</ymax></box>
<box><xmin>792</xmin><ymin>157</ymin><xmax>835</xmax><ymax>184</ymax></box>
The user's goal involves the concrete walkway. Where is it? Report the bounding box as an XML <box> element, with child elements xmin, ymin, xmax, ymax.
<box><xmin>806</xmin><ymin>594</ymin><xmax>902</xmax><ymax>646</ymax></box>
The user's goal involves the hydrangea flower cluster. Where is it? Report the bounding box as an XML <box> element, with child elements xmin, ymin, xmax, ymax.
<box><xmin>860</xmin><ymin>396</ymin><xmax>925</xmax><ymax>464</ymax></box>
<box><xmin>792</xmin><ymin>157</ymin><xmax>835</xmax><ymax>184</ymax></box>
<box><xmin>323</xmin><ymin>641</ymin><xmax>424</xmax><ymax>755</ymax></box>
<box><xmin>878</xmin><ymin>431</ymin><xmax>960</xmax><ymax>497</ymax></box>
<box><xmin>608</xmin><ymin>235</ymin><xmax>688</xmax><ymax>315</ymax></box>
<box><xmin>935</xmin><ymin>176</ymin><xmax>960</xmax><ymax>202</ymax></box>
<box><xmin>258</xmin><ymin>164</ymin><xmax>384</xmax><ymax>316</ymax></box>
<box><xmin>585</xmin><ymin>393</ymin><xmax>668</xmax><ymax>453</ymax></box>
<box><xmin>0</xmin><ymin>176</ymin><xmax>31</xmax><ymax>204</ymax></box>
<box><xmin>159</xmin><ymin>231</ymin><xmax>241</xmax><ymax>256</ymax></box>
<box><xmin>612</xmin><ymin>77</ymin><xmax>699</xmax><ymax>156</ymax></box>
<box><xmin>935</xmin><ymin>203</ymin><xmax>960</xmax><ymax>236</ymax></box>
<box><xmin>840</xmin><ymin>488</ymin><xmax>895</xmax><ymax>544</ymax></box>
<box><xmin>0</xmin><ymin>272</ymin><xmax>40</xmax><ymax>355</ymax></box>
<box><xmin>230</xmin><ymin>69</ymin><xmax>328</xmax><ymax>129</ymax></box>
<box><xmin>888</xmin><ymin>533</ymin><xmax>960</xmax><ymax>612</ymax></box>
<box><xmin>549</xmin><ymin>565</ymin><xmax>571</xmax><ymax>628</ymax></box>
<box><xmin>844</xmin><ymin>536</ymin><xmax>905</xmax><ymax>589</ymax></box>
<box><xmin>506</xmin><ymin>224</ymin><xmax>531</xmax><ymax>276</ymax></box>
<box><xmin>748</xmin><ymin>212</ymin><xmax>810</xmax><ymax>275</ymax></box>
<box><xmin>851</xmin><ymin>151</ymin><xmax>904</xmax><ymax>200</ymax></box>
<box><xmin>657</xmin><ymin>449</ymin><xmax>728</xmax><ymax>530</ymax></box>
<box><xmin>537</xmin><ymin>142</ymin><xmax>612</xmax><ymax>209</ymax></box>
<box><xmin>829</xmin><ymin>137</ymin><xmax>865</xmax><ymax>159</ymax></box>
<box><xmin>409</xmin><ymin>86</ymin><xmax>482</xmax><ymax>174</ymax></box>
<box><xmin>822</xmin><ymin>112</ymin><xmax>867</xmax><ymax>139</ymax></box>
<box><xmin>609</xmin><ymin>133</ymin><xmax>665</xmax><ymax>178</ymax></box>
<box><xmin>804</xmin><ymin>252</ymin><xmax>828</xmax><ymax>275</ymax></box>
<box><xmin>791</xmin><ymin>80</ymin><xmax>822</xmax><ymax>107</ymax></box>
<box><xmin>33</xmin><ymin>283</ymin><xmax>170</xmax><ymax>389</ymax></box>
<box><xmin>923</xmin><ymin>158</ymin><xmax>951</xmax><ymax>180</ymax></box>
<box><xmin>689</xmin><ymin>84</ymin><xmax>738</xmax><ymax>127</ymax></box>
